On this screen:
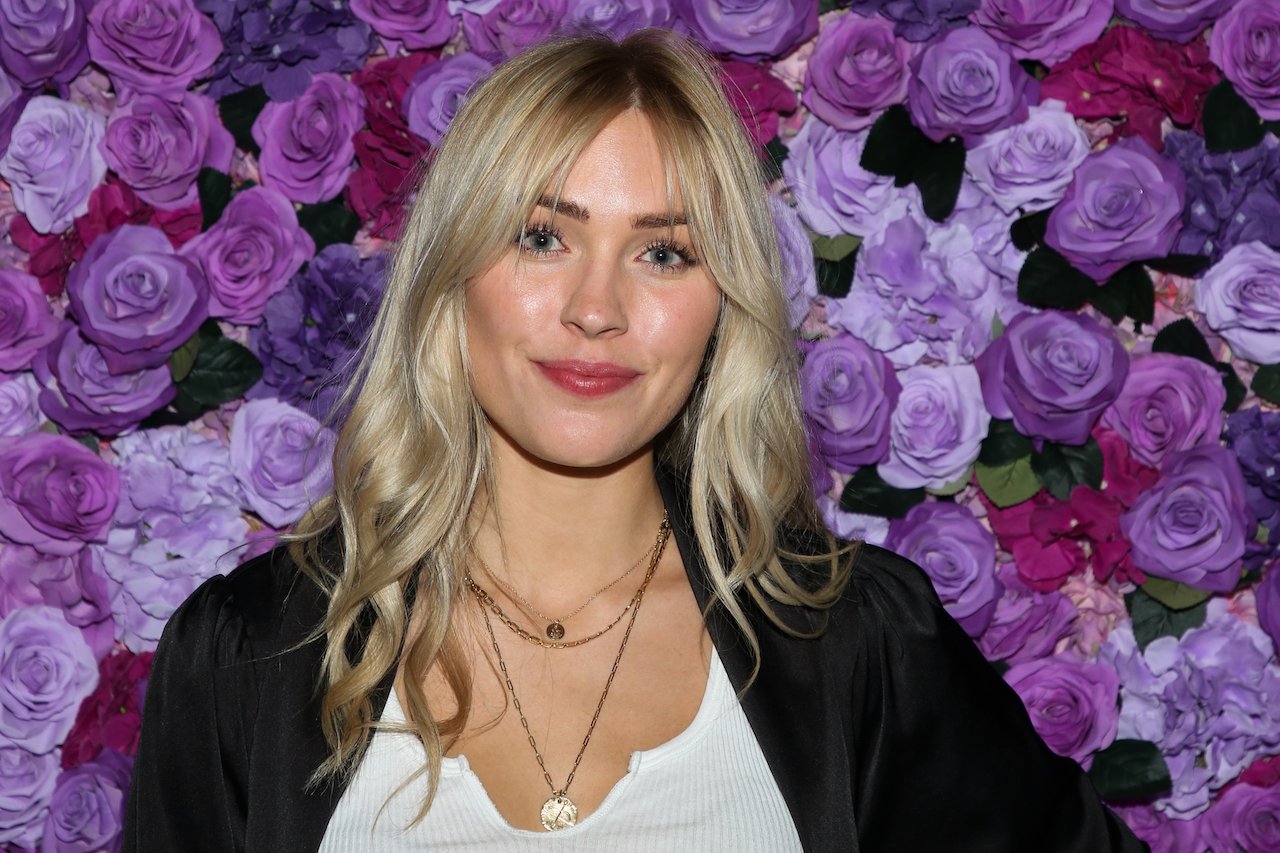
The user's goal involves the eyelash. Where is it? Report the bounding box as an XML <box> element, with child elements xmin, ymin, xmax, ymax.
<box><xmin>515</xmin><ymin>221</ymin><xmax>700</xmax><ymax>273</ymax></box>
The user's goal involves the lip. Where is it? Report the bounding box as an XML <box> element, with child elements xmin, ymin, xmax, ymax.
<box><xmin>535</xmin><ymin>360</ymin><xmax>641</xmax><ymax>398</ymax></box>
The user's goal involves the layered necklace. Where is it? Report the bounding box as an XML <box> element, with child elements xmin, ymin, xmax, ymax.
<box><xmin>465</xmin><ymin>511</ymin><xmax>672</xmax><ymax>831</ymax></box>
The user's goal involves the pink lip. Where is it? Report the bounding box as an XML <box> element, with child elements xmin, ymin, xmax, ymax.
<box><xmin>535</xmin><ymin>360</ymin><xmax>641</xmax><ymax>398</ymax></box>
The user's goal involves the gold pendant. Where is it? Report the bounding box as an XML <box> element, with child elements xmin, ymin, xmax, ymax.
<box><xmin>546</xmin><ymin>621</ymin><xmax>566</xmax><ymax>641</ymax></box>
<box><xmin>540</xmin><ymin>792</ymin><xmax>577</xmax><ymax>830</ymax></box>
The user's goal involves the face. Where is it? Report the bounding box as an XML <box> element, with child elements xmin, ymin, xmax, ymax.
<box><xmin>465</xmin><ymin>109</ymin><xmax>722</xmax><ymax>471</ymax></box>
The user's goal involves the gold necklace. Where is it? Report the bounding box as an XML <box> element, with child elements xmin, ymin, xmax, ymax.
<box><xmin>474</xmin><ymin>528</ymin><xmax>658</xmax><ymax>641</ymax></box>
<box><xmin>471</xmin><ymin>517</ymin><xmax>670</xmax><ymax>831</ymax></box>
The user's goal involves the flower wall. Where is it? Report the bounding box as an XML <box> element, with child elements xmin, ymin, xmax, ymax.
<box><xmin>1</xmin><ymin>1</ymin><xmax>1279</xmax><ymax>850</ymax></box>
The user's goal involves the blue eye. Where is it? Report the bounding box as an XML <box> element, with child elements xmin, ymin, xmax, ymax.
<box><xmin>640</xmin><ymin>240</ymin><xmax>698</xmax><ymax>273</ymax></box>
<box><xmin>517</xmin><ymin>225</ymin><xmax>564</xmax><ymax>256</ymax></box>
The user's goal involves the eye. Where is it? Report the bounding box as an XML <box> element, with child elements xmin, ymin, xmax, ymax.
<box><xmin>516</xmin><ymin>224</ymin><xmax>565</xmax><ymax>256</ymax></box>
<box><xmin>639</xmin><ymin>240</ymin><xmax>698</xmax><ymax>273</ymax></box>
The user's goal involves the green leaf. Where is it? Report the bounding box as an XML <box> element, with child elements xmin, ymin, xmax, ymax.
<box><xmin>167</xmin><ymin>333</ymin><xmax>201</xmax><ymax>383</ymax></box>
<box><xmin>296</xmin><ymin>200</ymin><xmax>362</xmax><ymax>252</ymax></box>
<box><xmin>1092</xmin><ymin>263</ymin><xmax>1154</xmax><ymax>326</ymax></box>
<box><xmin>178</xmin><ymin>336</ymin><xmax>263</xmax><ymax>408</ymax></box>
<box><xmin>1125</xmin><ymin>586</ymin><xmax>1208</xmax><ymax>652</ymax></box>
<box><xmin>916</xmin><ymin>135</ymin><xmax>965</xmax><ymax>223</ymax></box>
<box><xmin>1266</xmin><ymin>120</ymin><xmax>1280</xmax><ymax>138</ymax></box>
<box><xmin>1010</xmin><ymin>209</ymin><xmax>1050</xmax><ymax>252</ymax></box>
<box><xmin>811</xmin><ymin>233</ymin><xmax>861</xmax><ymax>262</ymax></box>
<box><xmin>1088</xmin><ymin>740</ymin><xmax>1172</xmax><ymax>802</ymax></box>
<box><xmin>1204</xmin><ymin>80</ymin><xmax>1265</xmax><ymax>153</ymax></box>
<box><xmin>217</xmin><ymin>85</ymin><xmax>269</xmax><ymax>156</ymax></box>
<box><xmin>197</xmin><ymin>168</ymin><xmax>232</xmax><ymax>232</ymax></box>
<box><xmin>839</xmin><ymin>465</ymin><xmax>926</xmax><ymax>520</ymax></box>
<box><xmin>74</xmin><ymin>434</ymin><xmax>100</xmax><ymax>454</ymax></box>
<box><xmin>979</xmin><ymin>418</ymin><xmax>1034</xmax><ymax>467</ymax></box>
<box><xmin>1141</xmin><ymin>576</ymin><xmax>1213</xmax><ymax>611</ymax></box>
<box><xmin>926</xmin><ymin>471</ymin><xmax>970</xmax><ymax>497</ymax></box>
<box><xmin>1017</xmin><ymin>246</ymin><xmax>1096</xmax><ymax>309</ymax></box>
<box><xmin>1253</xmin><ymin>364</ymin><xmax>1280</xmax><ymax>406</ymax></box>
<box><xmin>860</xmin><ymin>105</ymin><xmax>929</xmax><ymax>185</ymax></box>
<box><xmin>1151</xmin><ymin>318</ymin><xmax>1215</xmax><ymax>366</ymax></box>
<box><xmin>975</xmin><ymin>456</ymin><xmax>1040</xmax><ymax>508</ymax></box>
<box><xmin>1144</xmin><ymin>254</ymin><xmax>1211</xmax><ymax>277</ymax></box>
<box><xmin>815</xmin><ymin>250</ymin><xmax>857</xmax><ymax>299</ymax></box>
<box><xmin>762</xmin><ymin>136</ymin><xmax>788</xmax><ymax>184</ymax></box>
<box><xmin>1030</xmin><ymin>437</ymin><xmax>1103</xmax><ymax>501</ymax></box>
<box><xmin>1218</xmin><ymin>361</ymin><xmax>1246</xmax><ymax>412</ymax></box>
<box><xmin>991</xmin><ymin>311</ymin><xmax>1005</xmax><ymax>340</ymax></box>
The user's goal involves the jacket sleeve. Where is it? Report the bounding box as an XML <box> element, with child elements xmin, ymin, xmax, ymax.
<box><xmin>123</xmin><ymin>573</ymin><xmax>256</xmax><ymax>853</ymax></box>
<box><xmin>846</xmin><ymin>545</ymin><xmax>1149</xmax><ymax>853</ymax></box>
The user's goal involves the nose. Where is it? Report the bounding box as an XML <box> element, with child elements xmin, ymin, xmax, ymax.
<box><xmin>560</xmin><ymin>254</ymin><xmax>627</xmax><ymax>338</ymax></box>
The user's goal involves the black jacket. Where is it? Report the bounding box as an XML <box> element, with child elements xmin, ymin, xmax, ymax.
<box><xmin>124</xmin><ymin>469</ymin><xmax>1147</xmax><ymax>851</ymax></box>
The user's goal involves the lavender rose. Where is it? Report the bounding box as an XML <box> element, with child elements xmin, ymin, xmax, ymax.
<box><xmin>180</xmin><ymin>187</ymin><xmax>316</xmax><ymax>325</ymax></box>
<box><xmin>41</xmin><ymin>748</ymin><xmax>132</xmax><ymax>853</ymax></box>
<box><xmin>885</xmin><ymin>501</ymin><xmax>1002</xmax><ymax>636</ymax></box>
<box><xmin>977</xmin><ymin>563</ymin><xmax>1077</xmax><ymax>664</ymax></box>
<box><xmin>879</xmin><ymin>363</ymin><xmax>990</xmax><ymax>490</ymax></box>
<box><xmin>800</xmin><ymin>333</ymin><xmax>901</xmax><ymax>472</ymax></box>
<box><xmin>561</xmin><ymin>0</ymin><xmax>676</xmax><ymax>38</ymax></box>
<box><xmin>0</xmin><ymin>0</ymin><xmax>91</xmax><ymax>89</ymax></box>
<box><xmin>0</xmin><ymin>743</ymin><xmax>58</xmax><ymax>848</ymax></box>
<box><xmin>1259</xmin><ymin>566</ymin><xmax>1280</xmax><ymax>658</ymax></box>
<box><xmin>33</xmin><ymin>322</ymin><xmax>175</xmax><ymax>437</ymax></box>
<box><xmin>802</xmin><ymin>12</ymin><xmax>917</xmax><ymax>132</ymax></box>
<box><xmin>970</xmin><ymin>0</ymin><xmax>1113</xmax><ymax>67</ymax></box>
<box><xmin>230</xmin><ymin>398</ymin><xmax>336</xmax><ymax>527</ymax></box>
<box><xmin>1116</xmin><ymin>0</ymin><xmax>1237</xmax><ymax>43</ymax></box>
<box><xmin>65</xmin><ymin>224</ymin><xmax>209</xmax><ymax>373</ymax></box>
<box><xmin>0</xmin><ymin>374</ymin><xmax>45</xmax><ymax>436</ymax></box>
<box><xmin>1003</xmin><ymin>654</ymin><xmax>1119</xmax><ymax>768</ymax></box>
<box><xmin>0</xmin><ymin>544</ymin><xmax>113</xmax><ymax>662</ymax></box>
<box><xmin>0</xmin><ymin>270</ymin><xmax>58</xmax><ymax>374</ymax></box>
<box><xmin>102</xmin><ymin>92</ymin><xmax>234</xmax><ymax>210</ymax></box>
<box><xmin>351</xmin><ymin>0</ymin><xmax>458</xmax><ymax>51</ymax></box>
<box><xmin>965</xmin><ymin>100</ymin><xmax>1090</xmax><ymax>215</ymax></box>
<box><xmin>404</xmin><ymin>52</ymin><xmax>494</xmax><ymax>147</ymax></box>
<box><xmin>673</xmin><ymin>0</ymin><xmax>818</xmax><ymax>62</ymax></box>
<box><xmin>87</xmin><ymin>0</ymin><xmax>222</xmax><ymax>100</ymax></box>
<box><xmin>461</xmin><ymin>0</ymin><xmax>566</xmax><ymax>63</ymax></box>
<box><xmin>976</xmin><ymin>310</ymin><xmax>1128</xmax><ymax>446</ymax></box>
<box><xmin>1045</xmin><ymin>136</ymin><xmax>1186</xmax><ymax>281</ymax></box>
<box><xmin>0</xmin><ymin>605</ymin><xmax>98</xmax><ymax>754</ymax></box>
<box><xmin>847</xmin><ymin>0</ymin><xmax>979</xmax><ymax>42</ymax></box>
<box><xmin>1121</xmin><ymin>444</ymin><xmax>1254</xmax><ymax>593</ymax></box>
<box><xmin>1100</xmin><ymin>353</ymin><xmax>1225</xmax><ymax>469</ymax></box>
<box><xmin>1201</xmin><ymin>781</ymin><xmax>1280</xmax><ymax>852</ymax></box>
<box><xmin>0</xmin><ymin>96</ymin><xmax>106</xmax><ymax>235</ymax></box>
<box><xmin>1211</xmin><ymin>0</ymin><xmax>1280</xmax><ymax>121</ymax></box>
<box><xmin>1195</xmin><ymin>241</ymin><xmax>1280</xmax><ymax>365</ymax></box>
<box><xmin>769</xmin><ymin>195</ymin><xmax>817</xmax><ymax>328</ymax></box>
<box><xmin>0</xmin><ymin>433</ymin><xmax>119</xmax><ymax>556</ymax></box>
<box><xmin>817</xmin><ymin>495</ymin><xmax>891</xmax><ymax>545</ymax></box>
<box><xmin>906</xmin><ymin>25</ymin><xmax>1038</xmax><ymax>144</ymax></box>
<box><xmin>251</xmin><ymin>72</ymin><xmax>366</xmax><ymax>205</ymax></box>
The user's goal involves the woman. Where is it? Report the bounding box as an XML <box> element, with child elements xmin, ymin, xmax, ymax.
<box><xmin>124</xmin><ymin>30</ymin><xmax>1146</xmax><ymax>852</ymax></box>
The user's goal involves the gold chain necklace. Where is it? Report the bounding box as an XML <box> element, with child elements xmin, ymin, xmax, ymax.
<box><xmin>473</xmin><ymin>529</ymin><xmax>657</xmax><ymax>641</ymax></box>
<box><xmin>471</xmin><ymin>516</ymin><xmax>671</xmax><ymax>831</ymax></box>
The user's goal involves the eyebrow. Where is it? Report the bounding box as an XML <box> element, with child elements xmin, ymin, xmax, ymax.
<box><xmin>534</xmin><ymin>195</ymin><xmax>688</xmax><ymax>229</ymax></box>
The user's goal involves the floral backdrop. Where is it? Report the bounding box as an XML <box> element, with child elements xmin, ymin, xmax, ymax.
<box><xmin>1</xmin><ymin>0</ymin><xmax>1279</xmax><ymax>850</ymax></box>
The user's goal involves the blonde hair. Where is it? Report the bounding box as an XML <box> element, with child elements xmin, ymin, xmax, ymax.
<box><xmin>284</xmin><ymin>28</ymin><xmax>854</xmax><ymax>822</ymax></box>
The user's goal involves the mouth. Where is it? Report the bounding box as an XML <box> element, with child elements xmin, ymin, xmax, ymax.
<box><xmin>534</xmin><ymin>360</ymin><xmax>641</xmax><ymax>398</ymax></box>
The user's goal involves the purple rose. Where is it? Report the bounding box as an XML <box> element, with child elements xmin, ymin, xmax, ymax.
<box><xmin>87</xmin><ymin>0</ymin><xmax>222</xmax><ymax>100</ymax></box>
<box><xmin>816</xmin><ymin>495</ymin><xmax>891</xmax><ymax>545</ymax></box>
<box><xmin>0</xmin><ymin>433</ymin><xmax>118</xmax><ymax>557</ymax></box>
<box><xmin>1116</xmin><ymin>0</ymin><xmax>1237</xmax><ymax>43</ymax></box>
<box><xmin>885</xmin><ymin>501</ymin><xmax>1002</xmax><ymax>636</ymax></box>
<box><xmin>800</xmin><ymin>333</ymin><xmax>901</xmax><ymax>472</ymax></box>
<box><xmin>561</xmin><ymin>0</ymin><xmax>676</xmax><ymax>39</ymax></box>
<box><xmin>461</xmin><ymin>0</ymin><xmax>566</xmax><ymax>63</ymax></box>
<box><xmin>0</xmin><ymin>374</ymin><xmax>45</xmax><ymax>436</ymax></box>
<box><xmin>1109</xmin><ymin>804</ymin><xmax>1204</xmax><ymax>853</ymax></box>
<box><xmin>0</xmin><ymin>96</ymin><xmax>106</xmax><ymax>235</ymax></box>
<box><xmin>847</xmin><ymin>0</ymin><xmax>979</xmax><ymax>42</ymax></box>
<box><xmin>230</xmin><ymin>398</ymin><xmax>335</xmax><ymax>527</ymax></box>
<box><xmin>1045</xmin><ymin>136</ymin><xmax>1186</xmax><ymax>282</ymax></box>
<box><xmin>252</xmin><ymin>72</ymin><xmax>366</xmax><ymax>205</ymax></box>
<box><xmin>802</xmin><ymin>12</ymin><xmax>918</xmax><ymax>132</ymax></box>
<box><xmin>0</xmin><ymin>544</ymin><xmax>114</xmax><ymax>662</ymax></box>
<box><xmin>65</xmin><ymin>225</ymin><xmax>209</xmax><ymax>373</ymax></box>
<box><xmin>1201</xmin><ymin>780</ymin><xmax>1280</xmax><ymax>852</ymax></box>
<box><xmin>180</xmin><ymin>187</ymin><xmax>316</xmax><ymax>325</ymax></box>
<box><xmin>906</xmin><ymin>25</ymin><xmax>1038</xmax><ymax>145</ymax></box>
<box><xmin>351</xmin><ymin>0</ymin><xmax>458</xmax><ymax>52</ymax></box>
<box><xmin>0</xmin><ymin>0</ymin><xmax>91</xmax><ymax>89</ymax></box>
<box><xmin>1100</xmin><ymin>353</ymin><xmax>1225</xmax><ymax>469</ymax></box>
<box><xmin>0</xmin><ymin>743</ymin><xmax>58</xmax><ymax>848</ymax></box>
<box><xmin>1195</xmin><ymin>241</ymin><xmax>1280</xmax><ymax>365</ymax></box>
<box><xmin>1258</xmin><ymin>566</ymin><xmax>1280</xmax><ymax>659</ymax></box>
<box><xmin>977</xmin><ymin>310</ymin><xmax>1128</xmax><ymax>446</ymax></box>
<box><xmin>769</xmin><ymin>195</ymin><xmax>817</xmax><ymax>328</ymax></box>
<box><xmin>0</xmin><ymin>270</ymin><xmax>58</xmax><ymax>374</ymax></box>
<box><xmin>42</xmin><ymin>749</ymin><xmax>132</xmax><ymax>853</ymax></box>
<box><xmin>673</xmin><ymin>0</ymin><xmax>817</xmax><ymax>62</ymax></box>
<box><xmin>879</xmin><ymin>363</ymin><xmax>990</xmax><ymax>490</ymax></box>
<box><xmin>1211</xmin><ymin>0</ymin><xmax>1280</xmax><ymax>121</ymax></box>
<box><xmin>33</xmin><ymin>322</ymin><xmax>175</xmax><ymax>437</ymax></box>
<box><xmin>0</xmin><ymin>65</ymin><xmax>29</xmax><ymax>154</ymax></box>
<box><xmin>970</xmin><ymin>0</ymin><xmax>1113</xmax><ymax>67</ymax></box>
<box><xmin>1003</xmin><ymin>654</ymin><xmax>1119</xmax><ymax>768</ymax></box>
<box><xmin>0</xmin><ymin>605</ymin><xmax>98</xmax><ymax>754</ymax></box>
<box><xmin>1121</xmin><ymin>445</ymin><xmax>1254</xmax><ymax>593</ymax></box>
<box><xmin>1225</xmin><ymin>406</ymin><xmax>1280</xmax><ymax>503</ymax></box>
<box><xmin>977</xmin><ymin>563</ymin><xmax>1077</xmax><ymax>664</ymax></box>
<box><xmin>965</xmin><ymin>100</ymin><xmax>1091</xmax><ymax>215</ymax></box>
<box><xmin>404</xmin><ymin>52</ymin><xmax>494</xmax><ymax>147</ymax></box>
<box><xmin>101</xmin><ymin>92</ymin><xmax>234</xmax><ymax>210</ymax></box>
<box><xmin>783</xmin><ymin>116</ymin><xmax>910</xmax><ymax>238</ymax></box>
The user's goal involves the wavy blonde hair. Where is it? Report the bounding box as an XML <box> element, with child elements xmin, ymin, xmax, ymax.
<box><xmin>283</xmin><ymin>28</ymin><xmax>854</xmax><ymax>821</ymax></box>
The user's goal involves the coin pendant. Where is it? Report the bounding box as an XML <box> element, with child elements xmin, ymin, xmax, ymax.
<box><xmin>540</xmin><ymin>792</ymin><xmax>577</xmax><ymax>830</ymax></box>
<box><xmin>546</xmin><ymin>621</ymin><xmax>566</xmax><ymax>641</ymax></box>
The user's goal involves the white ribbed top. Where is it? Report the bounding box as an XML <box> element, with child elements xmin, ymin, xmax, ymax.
<box><xmin>319</xmin><ymin>649</ymin><xmax>803</xmax><ymax>852</ymax></box>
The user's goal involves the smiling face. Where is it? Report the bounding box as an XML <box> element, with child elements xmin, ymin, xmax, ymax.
<box><xmin>464</xmin><ymin>109</ymin><xmax>722</xmax><ymax>471</ymax></box>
